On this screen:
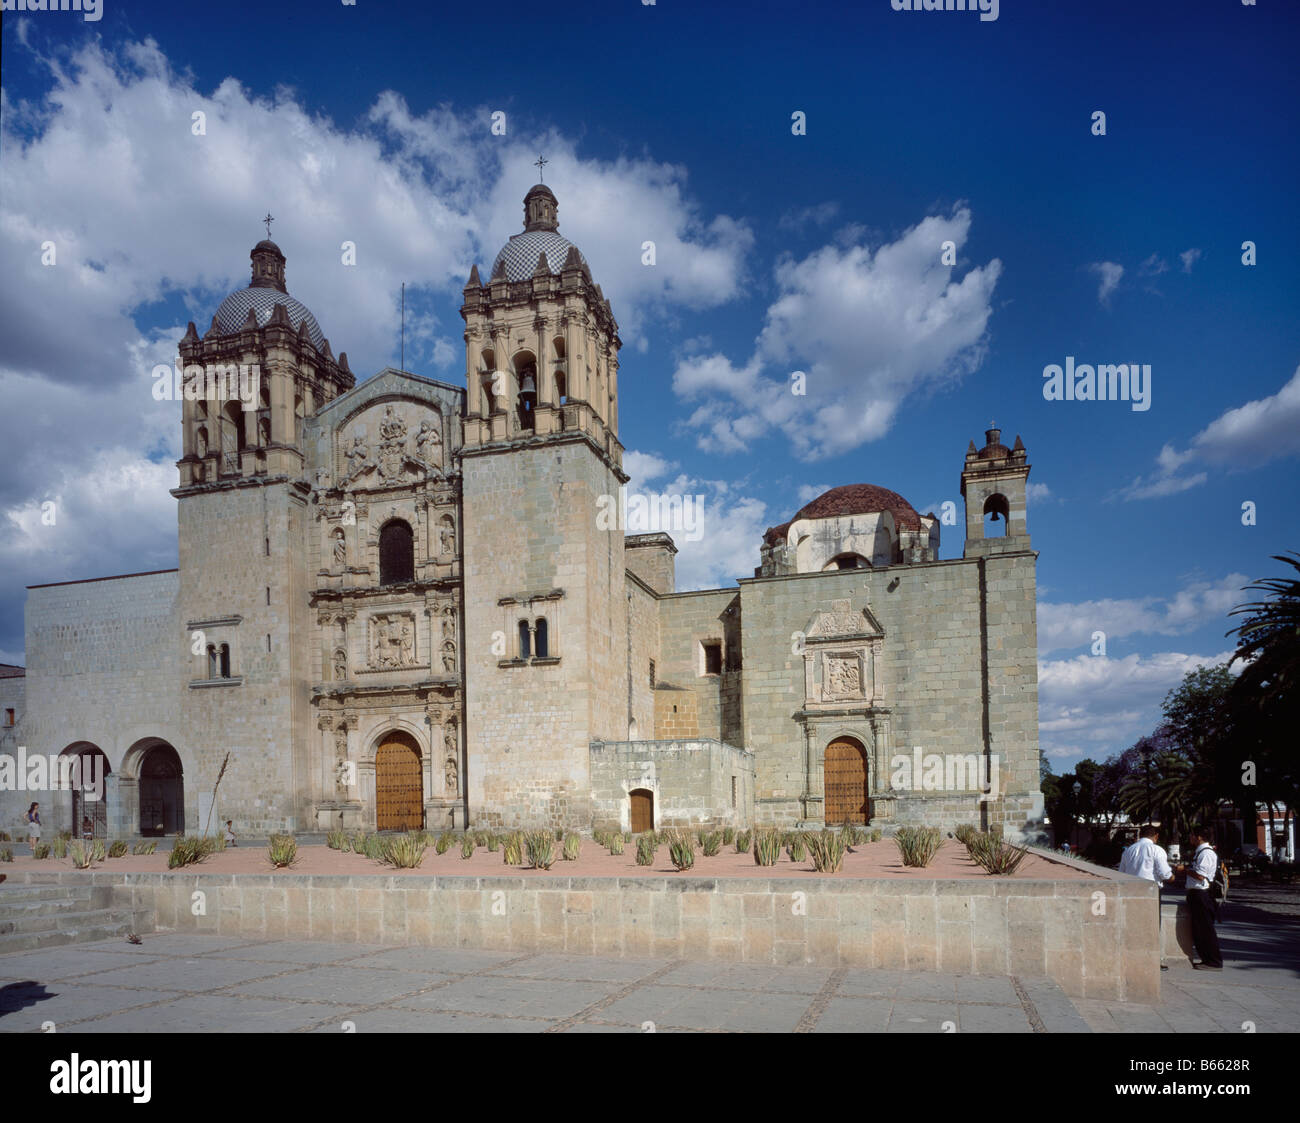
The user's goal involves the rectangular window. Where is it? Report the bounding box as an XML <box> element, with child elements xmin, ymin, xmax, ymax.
<box><xmin>703</xmin><ymin>641</ymin><xmax>722</xmax><ymax>676</ymax></box>
<box><xmin>4</xmin><ymin>708</ymin><xmax>14</xmax><ymax>726</ymax></box>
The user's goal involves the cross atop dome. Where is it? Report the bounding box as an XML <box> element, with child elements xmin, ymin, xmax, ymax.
<box><xmin>534</xmin><ymin>154</ymin><xmax>548</xmax><ymax>183</ymax></box>
<box><xmin>263</xmin><ymin>212</ymin><xmax>274</xmax><ymax>239</ymax></box>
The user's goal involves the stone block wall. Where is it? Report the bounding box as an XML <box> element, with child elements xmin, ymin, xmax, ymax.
<box><xmin>34</xmin><ymin>863</ymin><xmax>1158</xmax><ymax>1003</ymax></box>
<box><xmin>589</xmin><ymin>738</ymin><xmax>754</xmax><ymax>831</ymax></box>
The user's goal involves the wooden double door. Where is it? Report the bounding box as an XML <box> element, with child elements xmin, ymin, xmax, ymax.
<box><xmin>376</xmin><ymin>733</ymin><xmax>423</xmax><ymax>831</ymax></box>
<box><xmin>824</xmin><ymin>738</ymin><xmax>869</xmax><ymax>824</ymax></box>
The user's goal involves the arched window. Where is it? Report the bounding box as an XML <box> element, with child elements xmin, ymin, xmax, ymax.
<box><xmin>518</xmin><ymin>620</ymin><xmax>532</xmax><ymax>659</ymax></box>
<box><xmin>219</xmin><ymin>643</ymin><xmax>231</xmax><ymax>678</ymax></box>
<box><xmin>379</xmin><ymin>520</ymin><xmax>415</xmax><ymax>585</ymax></box>
<box><xmin>535</xmin><ymin>617</ymin><xmax>549</xmax><ymax>658</ymax></box>
<box><xmin>983</xmin><ymin>493</ymin><xmax>1009</xmax><ymax>538</ymax></box>
<box><xmin>555</xmin><ymin>370</ymin><xmax>568</xmax><ymax>405</ymax></box>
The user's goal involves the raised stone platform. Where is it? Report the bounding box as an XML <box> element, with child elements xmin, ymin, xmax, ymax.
<box><xmin>7</xmin><ymin>858</ymin><xmax>1160</xmax><ymax>1002</ymax></box>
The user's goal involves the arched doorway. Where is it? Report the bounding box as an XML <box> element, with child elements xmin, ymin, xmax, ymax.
<box><xmin>375</xmin><ymin>731</ymin><xmax>423</xmax><ymax>831</ymax></box>
<box><xmin>824</xmin><ymin>738</ymin><xmax>869</xmax><ymax>824</ymax></box>
<box><xmin>63</xmin><ymin>745</ymin><xmax>111</xmax><ymax>839</ymax></box>
<box><xmin>139</xmin><ymin>744</ymin><xmax>185</xmax><ymax>836</ymax></box>
<box><xmin>630</xmin><ymin>788</ymin><xmax>654</xmax><ymax>834</ymax></box>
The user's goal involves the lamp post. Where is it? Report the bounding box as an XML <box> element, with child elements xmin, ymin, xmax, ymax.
<box><xmin>1072</xmin><ymin>781</ymin><xmax>1083</xmax><ymax>851</ymax></box>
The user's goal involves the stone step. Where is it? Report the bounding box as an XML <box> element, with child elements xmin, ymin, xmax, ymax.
<box><xmin>0</xmin><ymin>907</ymin><xmax>147</xmax><ymax>936</ymax></box>
<box><xmin>0</xmin><ymin>885</ymin><xmax>98</xmax><ymax>905</ymax></box>
<box><xmin>0</xmin><ymin>912</ymin><xmax>153</xmax><ymax>955</ymax></box>
<box><xmin>0</xmin><ymin>895</ymin><xmax>105</xmax><ymax>917</ymax></box>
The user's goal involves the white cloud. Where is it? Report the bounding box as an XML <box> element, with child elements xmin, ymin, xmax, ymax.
<box><xmin>673</xmin><ymin>206</ymin><xmax>1001</xmax><ymax>460</ymax></box>
<box><xmin>1037</xmin><ymin>573</ymin><xmax>1250</xmax><ymax>655</ymax></box>
<box><xmin>1120</xmin><ymin>365</ymin><xmax>1300</xmax><ymax>500</ymax></box>
<box><xmin>777</xmin><ymin>201</ymin><xmax>840</xmax><ymax>231</ymax></box>
<box><xmin>796</xmin><ymin>483</ymin><xmax>833</xmax><ymax>505</ymax></box>
<box><xmin>623</xmin><ymin>450</ymin><xmax>677</xmax><ymax>487</ymax></box>
<box><xmin>1139</xmin><ymin>253</ymin><xmax>1168</xmax><ymax>277</ymax></box>
<box><xmin>1088</xmin><ymin>261</ymin><xmax>1124</xmax><ymax>305</ymax></box>
<box><xmin>1038</xmin><ymin>650</ymin><xmax>1235</xmax><ymax>765</ymax></box>
<box><xmin>1180</xmin><ymin>248</ymin><xmax>1202</xmax><ymax>273</ymax></box>
<box><xmin>1026</xmin><ymin>481</ymin><xmax>1053</xmax><ymax>504</ymax></box>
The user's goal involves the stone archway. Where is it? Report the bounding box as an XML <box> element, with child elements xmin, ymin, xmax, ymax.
<box><xmin>138</xmin><ymin>743</ymin><xmax>185</xmax><ymax>836</ymax></box>
<box><xmin>824</xmin><ymin>737</ymin><xmax>869</xmax><ymax>824</ymax></box>
<box><xmin>60</xmin><ymin>744</ymin><xmax>111</xmax><ymax>839</ymax></box>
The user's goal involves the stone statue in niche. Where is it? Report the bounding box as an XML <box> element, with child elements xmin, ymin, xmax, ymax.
<box><xmin>196</xmin><ymin>428</ymin><xmax>207</xmax><ymax>457</ymax></box>
<box><xmin>332</xmin><ymin>528</ymin><xmax>347</xmax><ymax>564</ymax></box>
<box><xmin>441</xmin><ymin>639</ymin><xmax>457</xmax><ymax>673</ymax></box>
<box><xmin>333</xmin><ymin>648</ymin><xmax>347</xmax><ymax>681</ymax></box>
<box><xmin>416</xmin><ymin>420</ymin><xmax>443</xmax><ymax>469</ymax></box>
<box><xmin>441</xmin><ymin>603</ymin><xmax>456</xmax><ymax>639</ymax></box>
<box><xmin>398</xmin><ymin>620</ymin><xmax>414</xmax><ymax>665</ymax></box>
<box><xmin>438</xmin><ymin>516</ymin><xmax>456</xmax><ymax>557</ymax></box>
<box><xmin>333</xmin><ymin>727</ymin><xmax>349</xmax><ymax>792</ymax></box>
<box><xmin>445</xmin><ymin>754</ymin><xmax>458</xmax><ymax>795</ymax></box>
<box><xmin>258</xmin><ymin>416</ymin><xmax>271</xmax><ymax>445</ymax></box>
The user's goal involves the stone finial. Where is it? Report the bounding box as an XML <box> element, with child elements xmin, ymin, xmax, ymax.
<box><xmin>967</xmin><ymin>440</ymin><xmax>978</xmax><ymax>455</ymax></box>
<box><xmin>321</xmin><ymin>337</ymin><xmax>334</xmax><ymax>360</ymax></box>
<box><xmin>297</xmin><ymin>318</ymin><xmax>311</xmax><ymax>341</ymax></box>
<box><xmin>339</xmin><ymin>351</ymin><xmax>351</xmax><ymax>373</ymax></box>
<box><xmin>270</xmin><ymin>301</ymin><xmax>291</xmax><ymax>326</ymax></box>
<box><xmin>465</xmin><ymin>263</ymin><xmax>481</xmax><ymax>288</ymax></box>
<box><xmin>562</xmin><ymin>245</ymin><xmax>583</xmax><ymax>271</ymax></box>
<box><xmin>1013</xmin><ymin>434</ymin><xmax>1025</xmax><ymax>451</ymax></box>
<box><xmin>242</xmin><ymin>307</ymin><xmax>259</xmax><ymax>331</ymax></box>
<box><xmin>205</xmin><ymin>314</ymin><xmax>221</xmax><ymax>339</ymax></box>
<box><xmin>534</xmin><ymin>250</ymin><xmax>551</xmax><ymax>277</ymax></box>
<box><xmin>183</xmin><ymin>322</ymin><xmax>199</xmax><ymax>343</ymax></box>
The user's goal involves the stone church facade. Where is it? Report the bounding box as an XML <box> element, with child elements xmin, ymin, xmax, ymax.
<box><xmin>3</xmin><ymin>184</ymin><xmax>1044</xmax><ymax>843</ymax></box>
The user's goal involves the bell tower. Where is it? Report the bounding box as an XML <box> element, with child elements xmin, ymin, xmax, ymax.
<box><xmin>961</xmin><ymin>424</ymin><xmax>1032</xmax><ymax>558</ymax></box>
<box><xmin>459</xmin><ymin>181</ymin><xmax>628</xmax><ymax>830</ymax></box>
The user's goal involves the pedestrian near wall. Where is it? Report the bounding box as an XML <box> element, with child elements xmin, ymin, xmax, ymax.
<box><xmin>1119</xmin><ymin>824</ymin><xmax>1175</xmax><ymax>968</ymax></box>
<box><xmin>1176</xmin><ymin>825</ymin><xmax>1224</xmax><ymax>970</ymax></box>
<box><xmin>26</xmin><ymin>802</ymin><xmax>41</xmax><ymax>850</ymax></box>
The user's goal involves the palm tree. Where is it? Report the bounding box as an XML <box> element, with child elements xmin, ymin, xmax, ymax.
<box><xmin>1229</xmin><ymin>551</ymin><xmax>1300</xmax><ymax>714</ymax></box>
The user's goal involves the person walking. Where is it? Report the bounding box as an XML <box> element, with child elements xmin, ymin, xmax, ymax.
<box><xmin>26</xmin><ymin>802</ymin><xmax>41</xmax><ymax>850</ymax></box>
<box><xmin>1177</xmin><ymin>825</ymin><xmax>1223</xmax><ymax>970</ymax></box>
<box><xmin>1120</xmin><ymin>824</ymin><xmax>1175</xmax><ymax>968</ymax></box>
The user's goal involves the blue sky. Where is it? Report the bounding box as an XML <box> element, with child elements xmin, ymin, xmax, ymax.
<box><xmin>1</xmin><ymin>0</ymin><xmax>1297</xmax><ymax>772</ymax></box>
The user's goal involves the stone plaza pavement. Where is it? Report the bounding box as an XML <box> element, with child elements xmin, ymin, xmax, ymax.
<box><xmin>2</xmin><ymin>887</ymin><xmax>1295</xmax><ymax>1033</ymax></box>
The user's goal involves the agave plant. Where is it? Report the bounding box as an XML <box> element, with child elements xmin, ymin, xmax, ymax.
<box><xmin>806</xmin><ymin>830</ymin><xmax>847</xmax><ymax>873</ymax></box>
<box><xmin>0</xmin><ymin>847</ymin><xmax>12</xmax><ymax>862</ymax></box>
<box><xmin>68</xmin><ymin>840</ymin><xmax>93</xmax><ymax>869</ymax></box>
<box><xmin>895</xmin><ymin>826</ymin><xmax>942</xmax><ymax>868</ymax></box>
<box><xmin>91</xmin><ymin>840</ymin><xmax>106</xmax><ymax>862</ymax></box>
<box><xmin>131</xmin><ymin>840</ymin><xmax>157</xmax><ymax>856</ymax></box>
<box><xmin>562</xmin><ymin>833</ymin><xmax>581</xmax><ymax>861</ymax></box>
<box><xmin>383</xmin><ymin>832</ymin><xmax>427</xmax><ymax>869</ymax></box>
<box><xmin>459</xmin><ymin>835</ymin><xmax>475</xmax><ymax>859</ymax></box>
<box><xmin>167</xmin><ymin>835</ymin><xmax>214</xmax><ymax>869</ymax></box>
<box><xmin>486</xmin><ymin>833</ymin><xmax>500</xmax><ymax>852</ymax></box>
<box><xmin>786</xmin><ymin>834</ymin><xmax>807</xmax><ymax>863</ymax></box>
<box><xmin>752</xmin><ymin>828</ymin><xmax>781</xmax><ymax>866</ymax></box>
<box><xmin>666</xmin><ymin>830</ymin><xmax>695</xmax><ymax>871</ymax></box>
<box><xmin>326</xmin><ymin>829</ymin><xmax>347</xmax><ymax>850</ymax></box>
<box><xmin>434</xmin><ymin>832</ymin><xmax>454</xmax><ymax>855</ymax></box>
<box><xmin>503</xmin><ymin>832</ymin><xmax>523</xmax><ymax>865</ymax></box>
<box><xmin>699</xmin><ymin>830</ymin><xmax>722</xmax><ymax>857</ymax></box>
<box><xmin>363</xmin><ymin>834</ymin><xmax>384</xmax><ymax>861</ymax></box>
<box><xmin>525</xmin><ymin>830</ymin><xmax>556</xmax><ymax>870</ymax></box>
<box><xmin>33</xmin><ymin>842</ymin><xmax>51</xmax><ymax>859</ymax></box>
<box><xmin>52</xmin><ymin>836</ymin><xmax>68</xmax><ymax>859</ymax></box>
<box><xmin>267</xmin><ymin>834</ymin><xmax>298</xmax><ymax>868</ymax></box>
<box><xmin>734</xmin><ymin>829</ymin><xmax>752</xmax><ymax>854</ymax></box>
<box><xmin>607</xmin><ymin>833</ymin><xmax>625</xmax><ymax>856</ymax></box>
<box><xmin>722</xmin><ymin>826</ymin><xmax>735</xmax><ymax>846</ymax></box>
<box><xmin>635</xmin><ymin>834</ymin><xmax>656</xmax><ymax>866</ymax></box>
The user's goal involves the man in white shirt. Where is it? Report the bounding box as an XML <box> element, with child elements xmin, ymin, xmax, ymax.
<box><xmin>1175</xmin><ymin>826</ymin><xmax>1223</xmax><ymax>970</ymax></box>
<box><xmin>1119</xmin><ymin>825</ymin><xmax>1174</xmax><ymax>883</ymax></box>
<box><xmin>1120</xmin><ymin>825</ymin><xmax>1175</xmax><ymax>968</ymax></box>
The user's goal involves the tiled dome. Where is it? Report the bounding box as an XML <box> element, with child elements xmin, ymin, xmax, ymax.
<box><xmin>764</xmin><ymin>484</ymin><xmax>925</xmax><ymax>544</ymax></box>
<box><xmin>214</xmin><ymin>286</ymin><xmax>326</xmax><ymax>349</ymax></box>
<box><xmin>490</xmin><ymin>228</ymin><xmax>587</xmax><ymax>282</ymax></box>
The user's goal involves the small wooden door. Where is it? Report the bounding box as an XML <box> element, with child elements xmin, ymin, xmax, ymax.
<box><xmin>824</xmin><ymin>738</ymin><xmax>868</xmax><ymax>824</ymax></box>
<box><xmin>630</xmin><ymin>789</ymin><xmax>654</xmax><ymax>834</ymax></box>
<box><xmin>376</xmin><ymin>735</ymin><xmax>423</xmax><ymax>831</ymax></box>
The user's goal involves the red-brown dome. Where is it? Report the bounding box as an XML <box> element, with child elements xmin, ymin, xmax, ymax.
<box><xmin>763</xmin><ymin>483</ymin><xmax>927</xmax><ymax>545</ymax></box>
